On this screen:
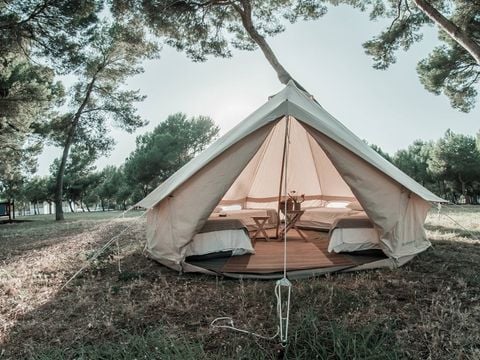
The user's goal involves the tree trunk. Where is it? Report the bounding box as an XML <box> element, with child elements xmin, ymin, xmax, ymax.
<box><xmin>86</xmin><ymin>203</ymin><xmax>91</xmax><ymax>212</ymax></box>
<box><xmin>413</xmin><ymin>0</ymin><xmax>480</xmax><ymax>65</ymax></box>
<box><xmin>458</xmin><ymin>173</ymin><xmax>468</xmax><ymax>203</ymax></box>
<box><xmin>233</xmin><ymin>1</ymin><xmax>293</xmax><ymax>84</ymax></box>
<box><xmin>101</xmin><ymin>199</ymin><xmax>105</xmax><ymax>211</ymax></box>
<box><xmin>69</xmin><ymin>200</ymin><xmax>75</xmax><ymax>213</ymax></box>
<box><xmin>54</xmin><ymin>74</ymin><xmax>98</xmax><ymax>221</ymax></box>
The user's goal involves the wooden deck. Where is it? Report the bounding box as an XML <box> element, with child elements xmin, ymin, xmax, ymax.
<box><xmin>222</xmin><ymin>228</ymin><xmax>354</xmax><ymax>274</ymax></box>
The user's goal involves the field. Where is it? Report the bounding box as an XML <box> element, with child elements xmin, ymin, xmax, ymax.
<box><xmin>0</xmin><ymin>207</ymin><xmax>479</xmax><ymax>359</ymax></box>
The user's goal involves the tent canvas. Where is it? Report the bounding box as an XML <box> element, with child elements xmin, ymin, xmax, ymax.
<box><xmin>136</xmin><ymin>81</ymin><xmax>445</xmax><ymax>275</ymax></box>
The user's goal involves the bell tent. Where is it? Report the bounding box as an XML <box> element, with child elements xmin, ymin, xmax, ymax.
<box><xmin>136</xmin><ymin>81</ymin><xmax>445</xmax><ymax>278</ymax></box>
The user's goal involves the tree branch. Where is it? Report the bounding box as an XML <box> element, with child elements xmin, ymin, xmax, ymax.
<box><xmin>388</xmin><ymin>0</ymin><xmax>404</xmax><ymax>32</ymax></box>
<box><xmin>413</xmin><ymin>0</ymin><xmax>480</xmax><ymax>65</ymax></box>
<box><xmin>0</xmin><ymin>0</ymin><xmax>51</xmax><ymax>29</ymax></box>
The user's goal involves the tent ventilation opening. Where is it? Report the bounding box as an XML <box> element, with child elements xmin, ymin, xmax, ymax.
<box><xmin>211</xmin><ymin>117</ymin><xmax>294</xmax><ymax>349</ymax></box>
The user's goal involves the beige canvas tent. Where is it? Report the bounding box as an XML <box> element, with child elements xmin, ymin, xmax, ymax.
<box><xmin>136</xmin><ymin>81</ymin><xmax>445</xmax><ymax>278</ymax></box>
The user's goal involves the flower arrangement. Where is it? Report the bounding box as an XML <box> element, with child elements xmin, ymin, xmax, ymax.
<box><xmin>281</xmin><ymin>190</ymin><xmax>305</xmax><ymax>211</ymax></box>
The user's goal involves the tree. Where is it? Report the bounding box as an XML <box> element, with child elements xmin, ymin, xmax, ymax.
<box><xmin>0</xmin><ymin>0</ymin><xmax>102</xmax><ymax>69</ymax></box>
<box><xmin>0</xmin><ymin>1</ymin><xmax>100</xmax><ymax>204</ymax></box>
<box><xmin>43</xmin><ymin>21</ymin><xmax>158</xmax><ymax>220</ymax></box>
<box><xmin>393</xmin><ymin>140</ymin><xmax>434</xmax><ymax>186</ymax></box>
<box><xmin>124</xmin><ymin>113</ymin><xmax>220</xmax><ymax>196</ymax></box>
<box><xmin>428</xmin><ymin>129</ymin><xmax>480</xmax><ymax>203</ymax></box>
<box><xmin>0</xmin><ymin>53</ymin><xmax>63</xmax><ymax>199</ymax></box>
<box><xmin>50</xmin><ymin>147</ymin><xmax>96</xmax><ymax>212</ymax></box>
<box><xmin>96</xmin><ymin>166</ymin><xmax>122</xmax><ymax>211</ymax></box>
<box><xmin>112</xmin><ymin>0</ymin><xmax>327</xmax><ymax>85</ymax></box>
<box><xmin>23</xmin><ymin>176</ymin><xmax>50</xmax><ymax>214</ymax></box>
<box><xmin>330</xmin><ymin>0</ymin><xmax>480</xmax><ymax>112</ymax></box>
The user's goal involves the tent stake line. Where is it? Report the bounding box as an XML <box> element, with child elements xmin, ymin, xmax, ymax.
<box><xmin>211</xmin><ymin>115</ymin><xmax>294</xmax><ymax>348</ymax></box>
<box><xmin>61</xmin><ymin>209</ymin><xmax>147</xmax><ymax>290</ymax></box>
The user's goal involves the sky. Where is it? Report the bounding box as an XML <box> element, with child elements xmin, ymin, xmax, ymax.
<box><xmin>37</xmin><ymin>5</ymin><xmax>480</xmax><ymax>176</ymax></box>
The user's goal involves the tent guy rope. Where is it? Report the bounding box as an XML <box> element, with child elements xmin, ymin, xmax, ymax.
<box><xmin>276</xmin><ymin>115</ymin><xmax>292</xmax><ymax>346</ymax></box>
<box><xmin>436</xmin><ymin>203</ymin><xmax>480</xmax><ymax>242</ymax></box>
<box><xmin>210</xmin><ymin>117</ymin><xmax>293</xmax><ymax>347</ymax></box>
<box><xmin>61</xmin><ymin>208</ymin><xmax>148</xmax><ymax>290</ymax></box>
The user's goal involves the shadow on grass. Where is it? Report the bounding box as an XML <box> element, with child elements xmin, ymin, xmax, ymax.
<box><xmin>0</xmin><ymin>212</ymin><xmax>143</xmax><ymax>265</ymax></box>
<box><xmin>2</xmin><ymin>240</ymin><xmax>480</xmax><ymax>359</ymax></box>
<box><xmin>426</xmin><ymin>223</ymin><xmax>480</xmax><ymax>240</ymax></box>
<box><xmin>1</xmin><ymin>251</ymin><xmax>403</xmax><ymax>360</ymax></box>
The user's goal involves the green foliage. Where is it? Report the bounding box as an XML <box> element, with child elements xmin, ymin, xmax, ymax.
<box><xmin>0</xmin><ymin>53</ymin><xmax>63</xmax><ymax>200</ymax></box>
<box><xmin>0</xmin><ymin>0</ymin><xmax>103</xmax><ymax>71</ymax></box>
<box><xmin>23</xmin><ymin>177</ymin><xmax>50</xmax><ymax>204</ymax></box>
<box><xmin>330</xmin><ymin>0</ymin><xmax>480</xmax><ymax>112</ymax></box>
<box><xmin>96</xmin><ymin>166</ymin><xmax>130</xmax><ymax>210</ymax></box>
<box><xmin>44</xmin><ymin>21</ymin><xmax>158</xmax><ymax>155</ymax></box>
<box><xmin>49</xmin><ymin>147</ymin><xmax>100</xmax><ymax>211</ymax></box>
<box><xmin>393</xmin><ymin>140</ymin><xmax>434</xmax><ymax>186</ymax></box>
<box><xmin>367</xmin><ymin>135</ymin><xmax>480</xmax><ymax>203</ymax></box>
<box><xmin>124</xmin><ymin>113</ymin><xmax>220</xmax><ymax>196</ymax></box>
<box><xmin>417</xmin><ymin>40</ymin><xmax>479</xmax><ymax>112</ymax></box>
<box><xmin>428</xmin><ymin>129</ymin><xmax>480</xmax><ymax>202</ymax></box>
<box><xmin>112</xmin><ymin>0</ymin><xmax>328</xmax><ymax>62</ymax></box>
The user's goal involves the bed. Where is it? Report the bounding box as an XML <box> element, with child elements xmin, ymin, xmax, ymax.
<box><xmin>298</xmin><ymin>207</ymin><xmax>362</xmax><ymax>229</ymax></box>
<box><xmin>328</xmin><ymin>215</ymin><xmax>381</xmax><ymax>253</ymax></box>
<box><xmin>185</xmin><ymin>218</ymin><xmax>255</xmax><ymax>259</ymax></box>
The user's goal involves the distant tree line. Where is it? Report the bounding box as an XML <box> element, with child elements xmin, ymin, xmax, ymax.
<box><xmin>370</xmin><ymin>129</ymin><xmax>480</xmax><ymax>204</ymax></box>
<box><xmin>1</xmin><ymin>113</ymin><xmax>219</xmax><ymax>214</ymax></box>
<box><xmin>5</xmin><ymin>123</ymin><xmax>479</xmax><ymax>213</ymax></box>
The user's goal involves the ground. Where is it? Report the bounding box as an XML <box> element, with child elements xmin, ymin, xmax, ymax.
<box><xmin>0</xmin><ymin>207</ymin><xmax>479</xmax><ymax>359</ymax></box>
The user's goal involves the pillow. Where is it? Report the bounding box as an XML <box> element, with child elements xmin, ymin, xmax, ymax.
<box><xmin>325</xmin><ymin>201</ymin><xmax>350</xmax><ymax>208</ymax></box>
<box><xmin>221</xmin><ymin>204</ymin><xmax>242</xmax><ymax>211</ymax></box>
<box><xmin>347</xmin><ymin>201</ymin><xmax>363</xmax><ymax>211</ymax></box>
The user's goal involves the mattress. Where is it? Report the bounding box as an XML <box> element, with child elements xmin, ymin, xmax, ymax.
<box><xmin>210</xmin><ymin>208</ymin><xmax>277</xmax><ymax>227</ymax></box>
<box><xmin>328</xmin><ymin>215</ymin><xmax>381</xmax><ymax>253</ymax></box>
<box><xmin>328</xmin><ymin>228</ymin><xmax>381</xmax><ymax>253</ymax></box>
<box><xmin>298</xmin><ymin>207</ymin><xmax>360</xmax><ymax>229</ymax></box>
<box><xmin>186</xmin><ymin>229</ymin><xmax>255</xmax><ymax>257</ymax></box>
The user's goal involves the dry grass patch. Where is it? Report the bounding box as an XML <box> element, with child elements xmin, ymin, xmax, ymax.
<box><xmin>0</xmin><ymin>207</ymin><xmax>479</xmax><ymax>359</ymax></box>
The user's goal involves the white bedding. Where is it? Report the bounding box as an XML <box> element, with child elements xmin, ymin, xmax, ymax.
<box><xmin>328</xmin><ymin>228</ymin><xmax>381</xmax><ymax>253</ymax></box>
<box><xmin>300</xmin><ymin>207</ymin><xmax>359</xmax><ymax>228</ymax></box>
<box><xmin>186</xmin><ymin>229</ymin><xmax>255</xmax><ymax>257</ymax></box>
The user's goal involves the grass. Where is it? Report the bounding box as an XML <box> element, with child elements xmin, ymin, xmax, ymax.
<box><xmin>0</xmin><ymin>206</ymin><xmax>479</xmax><ymax>359</ymax></box>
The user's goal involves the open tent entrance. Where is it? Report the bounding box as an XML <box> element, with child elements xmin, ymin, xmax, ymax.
<box><xmin>221</xmin><ymin>116</ymin><xmax>356</xmax><ymax>221</ymax></box>
<box><xmin>139</xmin><ymin>81</ymin><xmax>441</xmax><ymax>278</ymax></box>
<box><xmin>185</xmin><ymin>116</ymin><xmax>389</xmax><ymax>278</ymax></box>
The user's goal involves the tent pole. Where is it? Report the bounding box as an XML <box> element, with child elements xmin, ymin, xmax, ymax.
<box><xmin>276</xmin><ymin>116</ymin><xmax>290</xmax><ymax>239</ymax></box>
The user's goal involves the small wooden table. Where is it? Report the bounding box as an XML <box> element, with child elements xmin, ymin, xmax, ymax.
<box><xmin>278</xmin><ymin>210</ymin><xmax>307</xmax><ymax>241</ymax></box>
<box><xmin>251</xmin><ymin>216</ymin><xmax>271</xmax><ymax>245</ymax></box>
